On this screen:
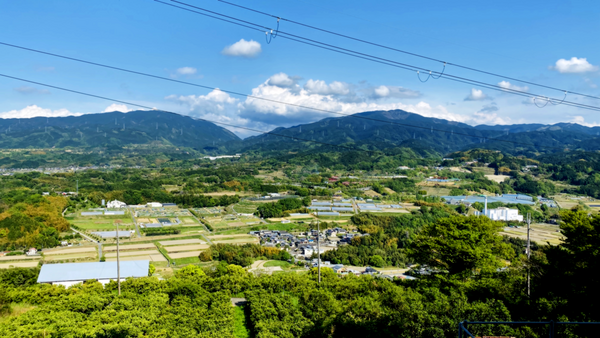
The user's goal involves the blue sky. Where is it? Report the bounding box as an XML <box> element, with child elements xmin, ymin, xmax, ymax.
<box><xmin>0</xmin><ymin>0</ymin><xmax>598</xmax><ymax>137</ymax></box>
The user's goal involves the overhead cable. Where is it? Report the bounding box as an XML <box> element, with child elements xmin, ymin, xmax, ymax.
<box><xmin>0</xmin><ymin>41</ymin><xmax>580</xmax><ymax>149</ymax></box>
<box><xmin>160</xmin><ymin>0</ymin><xmax>600</xmax><ymax>112</ymax></box>
<box><xmin>217</xmin><ymin>0</ymin><xmax>600</xmax><ymax>101</ymax></box>
<box><xmin>0</xmin><ymin>73</ymin><xmax>572</xmax><ymax>152</ymax></box>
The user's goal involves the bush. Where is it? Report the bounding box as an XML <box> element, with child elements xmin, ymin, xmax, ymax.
<box><xmin>142</xmin><ymin>228</ymin><xmax>181</xmax><ymax>236</ymax></box>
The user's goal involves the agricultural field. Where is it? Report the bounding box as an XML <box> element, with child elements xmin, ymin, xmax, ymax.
<box><xmin>207</xmin><ymin>234</ymin><xmax>259</xmax><ymax>245</ymax></box>
<box><xmin>500</xmin><ymin>223</ymin><xmax>564</xmax><ymax>245</ymax></box>
<box><xmin>233</xmin><ymin>200</ymin><xmax>263</xmax><ymax>214</ymax></box>
<box><xmin>192</xmin><ymin>207</ymin><xmax>223</xmax><ymax>215</ymax></box>
<box><xmin>159</xmin><ymin>237</ymin><xmax>208</xmax><ymax>265</ymax></box>
<box><xmin>205</xmin><ymin>214</ymin><xmax>262</xmax><ymax>229</ymax></box>
<box><xmin>134</xmin><ymin>207</ymin><xmax>192</xmax><ymax>218</ymax></box>
<box><xmin>0</xmin><ymin>261</ymin><xmax>40</xmax><ymax>269</ymax></box>
<box><xmin>551</xmin><ymin>194</ymin><xmax>591</xmax><ymax>210</ymax></box>
<box><xmin>485</xmin><ymin>175</ymin><xmax>511</xmax><ymax>183</ymax></box>
<box><xmin>42</xmin><ymin>245</ymin><xmax>98</xmax><ymax>262</ymax></box>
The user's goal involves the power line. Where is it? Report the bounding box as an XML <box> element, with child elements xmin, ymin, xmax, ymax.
<box><xmin>0</xmin><ymin>41</ymin><xmax>579</xmax><ymax>149</ymax></box>
<box><xmin>0</xmin><ymin>73</ymin><xmax>383</xmax><ymax>155</ymax></box>
<box><xmin>217</xmin><ymin>0</ymin><xmax>600</xmax><ymax>101</ymax></box>
<box><xmin>159</xmin><ymin>1</ymin><xmax>600</xmax><ymax>112</ymax></box>
<box><xmin>0</xmin><ymin>73</ymin><xmax>574</xmax><ymax>152</ymax></box>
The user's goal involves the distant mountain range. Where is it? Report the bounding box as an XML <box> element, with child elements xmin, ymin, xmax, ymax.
<box><xmin>0</xmin><ymin>110</ymin><xmax>239</xmax><ymax>150</ymax></box>
<box><xmin>0</xmin><ymin>109</ymin><xmax>598</xmax><ymax>155</ymax></box>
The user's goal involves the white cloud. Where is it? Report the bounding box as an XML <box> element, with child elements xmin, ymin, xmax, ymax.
<box><xmin>221</xmin><ymin>39</ymin><xmax>262</xmax><ymax>58</ymax></box>
<box><xmin>13</xmin><ymin>86</ymin><xmax>50</xmax><ymax>95</ymax></box>
<box><xmin>0</xmin><ymin>105</ymin><xmax>82</xmax><ymax>119</ymax></box>
<box><xmin>176</xmin><ymin>67</ymin><xmax>197</xmax><ymax>75</ymax></box>
<box><xmin>267</xmin><ymin>73</ymin><xmax>300</xmax><ymax>88</ymax></box>
<box><xmin>464</xmin><ymin>88</ymin><xmax>491</xmax><ymax>101</ymax></box>
<box><xmin>240</xmin><ymin>76</ymin><xmax>466</xmax><ymax>127</ymax></box>
<box><xmin>370</xmin><ymin>85</ymin><xmax>421</xmax><ymax>99</ymax></box>
<box><xmin>304</xmin><ymin>80</ymin><xmax>351</xmax><ymax>96</ymax></box>
<box><xmin>103</xmin><ymin>104</ymin><xmax>132</xmax><ymax>113</ymax></box>
<box><xmin>551</xmin><ymin>57</ymin><xmax>599</xmax><ymax>74</ymax></box>
<box><xmin>569</xmin><ymin>116</ymin><xmax>600</xmax><ymax>127</ymax></box>
<box><xmin>498</xmin><ymin>81</ymin><xmax>529</xmax><ymax>92</ymax></box>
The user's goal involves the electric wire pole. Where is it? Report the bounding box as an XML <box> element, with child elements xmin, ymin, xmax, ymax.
<box><xmin>317</xmin><ymin>218</ymin><xmax>321</xmax><ymax>285</ymax></box>
<box><xmin>527</xmin><ymin>213</ymin><xmax>531</xmax><ymax>297</ymax></box>
<box><xmin>116</xmin><ymin>221</ymin><xmax>121</xmax><ymax>296</ymax></box>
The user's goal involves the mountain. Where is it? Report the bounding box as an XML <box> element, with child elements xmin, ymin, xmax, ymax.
<box><xmin>0</xmin><ymin>110</ymin><xmax>240</xmax><ymax>150</ymax></box>
<box><xmin>238</xmin><ymin>109</ymin><xmax>600</xmax><ymax>155</ymax></box>
<box><xmin>1</xmin><ymin>109</ymin><xmax>598</xmax><ymax>156</ymax></box>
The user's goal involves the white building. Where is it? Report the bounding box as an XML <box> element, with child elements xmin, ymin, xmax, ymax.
<box><xmin>146</xmin><ymin>202</ymin><xmax>163</xmax><ymax>208</ymax></box>
<box><xmin>477</xmin><ymin>207</ymin><xmax>523</xmax><ymax>222</ymax></box>
<box><xmin>107</xmin><ymin>200</ymin><xmax>127</xmax><ymax>208</ymax></box>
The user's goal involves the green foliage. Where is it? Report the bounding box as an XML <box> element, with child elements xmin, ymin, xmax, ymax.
<box><xmin>209</xmin><ymin>243</ymin><xmax>292</xmax><ymax>267</ymax></box>
<box><xmin>255</xmin><ymin>198</ymin><xmax>309</xmax><ymax>218</ymax></box>
<box><xmin>369</xmin><ymin>255</ymin><xmax>385</xmax><ymax>268</ymax></box>
<box><xmin>407</xmin><ymin>215</ymin><xmax>514</xmax><ymax>279</ymax></box>
<box><xmin>142</xmin><ymin>228</ymin><xmax>181</xmax><ymax>236</ymax></box>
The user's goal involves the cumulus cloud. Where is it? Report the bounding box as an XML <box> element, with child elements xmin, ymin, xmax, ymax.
<box><xmin>464</xmin><ymin>88</ymin><xmax>491</xmax><ymax>101</ymax></box>
<box><xmin>167</xmin><ymin>72</ymin><xmax>490</xmax><ymax>137</ymax></box>
<box><xmin>498</xmin><ymin>81</ymin><xmax>529</xmax><ymax>92</ymax></box>
<box><xmin>176</xmin><ymin>67</ymin><xmax>197</xmax><ymax>75</ymax></box>
<box><xmin>221</xmin><ymin>39</ymin><xmax>262</xmax><ymax>58</ymax></box>
<box><xmin>370</xmin><ymin>85</ymin><xmax>421</xmax><ymax>99</ymax></box>
<box><xmin>551</xmin><ymin>57</ymin><xmax>599</xmax><ymax>74</ymax></box>
<box><xmin>304</xmin><ymin>80</ymin><xmax>351</xmax><ymax>96</ymax></box>
<box><xmin>0</xmin><ymin>105</ymin><xmax>83</xmax><ymax>119</ymax></box>
<box><xmin>103</xmin><ymin>104</ymin><xmax>132</xmax><ymax>113</ymax></box>
<box><xmin>240</xmin><ymin>76</ymin><xmax>466</xmax><ymax>127</ymax></box>
<box><xmin>569</xmin><ymin>116</ymin><xmax>600</xmax><ymax>127</ymax></box>
<box><xmin>267</xmin><ymin>73</ymin><xmax>300</xmax><ymax>88</ymax></box>
<box><xmin>14</xmin><ymin>86</ymin><xmax>50</xmax><ymax>95</ymax></box>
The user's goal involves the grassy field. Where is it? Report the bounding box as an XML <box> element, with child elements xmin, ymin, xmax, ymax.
<box><xmin>172</xmin><ymin>256</ymin><xmax>201</xmax><ymax>266</ymax></box>
<box><xmin>233</xmin><ymin>305</ymin><xmax>251</xmax><ymax>338</ymax></box>
<box><xmin>71</xmin><ymin>219</ymin><xmax>134</xmax><ymax>231</ymax></box>
<box><xmin>263</xmin><ymin>260</ymin><xmax>294</xmax><ymax>269</ymax></box>
<box><xmin>470</xmin><ymin>167</ymin><xmax>496</xmax><ymax>175</ymax></box>
<box><xmin>234</xmin><ymin>201</ymin><xmax>262</xmax><ymax>214</ymax></box>
<box><xmin>0</xmin><ymin>261</ymin><xmax>40</xmax><ymax>268</ymax></box>
<box><xmin>500</xmin><ymin>223</ymin><xmax>564</xmax><ymax>245</ymax></box>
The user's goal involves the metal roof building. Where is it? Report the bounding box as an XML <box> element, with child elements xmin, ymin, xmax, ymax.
<box><xmin>37</xmin><ymin>260</ymin><xmax>149</xmax><ymax>287</ymax></box>
<box><xmin>91</xmin><ymin>231</ymin><xmax>132</xmax><ymax>239</ymax></box>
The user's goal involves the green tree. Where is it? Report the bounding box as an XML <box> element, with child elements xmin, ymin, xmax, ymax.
<box><xmin>369</xmin><ymin>255</ymin><xmax>385</xmax><ymax>268</ymax></box>
<box><xmin>407</xmin><ymin>215</ymin><xmax>513</xmax><ymax>279</ymax></box>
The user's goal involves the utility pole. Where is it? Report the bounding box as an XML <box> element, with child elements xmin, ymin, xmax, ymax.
<box><xmin>116</xmin><ymin>221</ymin><xmax>121</xmax><ymax>296</ymax></box>
<box><xmin>527</xmin><ymin>213</ymin><xmax>531</xmax><ymax>297</ymax></box>
<box><xmin>317</xmin><ymin>219</ymin><xmax>321</xmax><ymax>285</ymax></box>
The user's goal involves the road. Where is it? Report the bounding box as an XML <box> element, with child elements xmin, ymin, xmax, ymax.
<box><xmin>188</xmin><ymin>209</ymin><xmax>213</xmax><ymax>245</ymax></box>
<box><xmin>71</xmin><ymin>228</ymin><xmax>103</xmax><ymax>261</ymax></box>
<box><xmin>127</xmin><ymin>207</ymin><xmax>141</xmax><ymax>237</ymax></box>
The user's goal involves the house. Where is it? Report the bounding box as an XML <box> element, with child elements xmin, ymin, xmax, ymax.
<box><xmin>476</xmin><ymin>207</ymin><xmax>524</xmax><ymax>222</ymax></box>
<box><xmin>37</xmin><ymin>260</ymin><xmax>150</xmax><ymax>287</ymax></box>
<box><xmin>26</xmin><ymin>248</ymin><xmax>38</xmax><ymax>256</ymax></box>
<box><xmin>107</xmin><ymin>200</ymin><xmax>127</xmax><ymax>208</ymax></box>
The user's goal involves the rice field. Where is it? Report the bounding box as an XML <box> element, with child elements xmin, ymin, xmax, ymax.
<box><xmin>159</xmin><ymin>239</ymin><xmax>204</xmax><ymax>246</ymax></box>
<box><xmin>105</xmin><ymin>250</ymin><xmax>160</xmax><ymax>258</ymax></box>
<box><xmin>164</xmin><ymin>245</ymin><xmax>209</xmax><ymax>253</ymax></box>
<box><xmin>106</xmin><ymin>254</ymin><xmax>166</xmax><ymax>262</ymax></box>
<box><xmin>103</xmin><ymin>243</ymin><xmax>156</xmax><ymax>251</ymax></box>
<box><xmin>169</xmin><ymin>251</ymin><xmax>203</xmax><ymax>259</ymax></box>
<box><xmin>499</xmin><ymin>223</ymin><xmax>564</xmax><ymax>245</ymax></box>
<box><xmin>0</xmin><ymin>261</ymin><xmax>40</xmax><ymax>269</ymax></box>
<box><xmin>43</xmin><ymin>247</ymin><xmax>97</xmax><ymax>255</ymax></box>
<box><xmin>0</xmin><ymin>255</ymin><xmax>40</xmax><ymax>261</ymax></box>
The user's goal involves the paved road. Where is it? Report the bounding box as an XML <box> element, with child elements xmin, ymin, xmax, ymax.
<box><xmin>127</xmin><ymin>207</ymin><xmax>141</xmax><ymax>237</ymax></box>
<box><xmin>188</xmin><ymin>209</ymin><xmax>213</xmax><ymax>245</ymax></box>
<box><xmin>71</xmin><ymin>228</ymin><xmax>103</xmax><ymax>261</ymax></box>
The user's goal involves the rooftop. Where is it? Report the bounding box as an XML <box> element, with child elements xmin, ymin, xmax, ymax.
<box><xmin>37</xmin><ymin>260</ymin><xmax>149</xmax><ymax>283</ymax></box>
